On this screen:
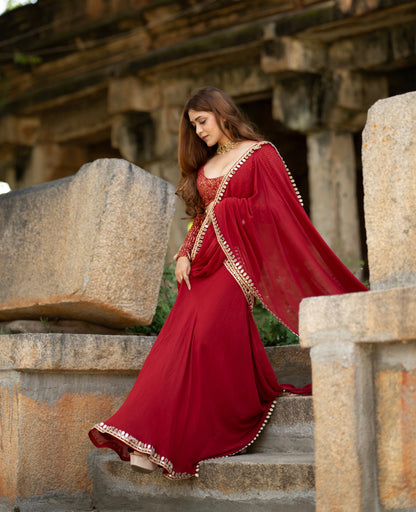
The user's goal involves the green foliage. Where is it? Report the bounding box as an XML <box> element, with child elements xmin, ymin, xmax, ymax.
<box><xmin>252</xmin><ymin>303</ymin><xmax>299</xmax><ymax>346</ymax></box>
<box><xmin>13</xmin><ymin>51</ymin><xmax>42</xmax><ymax>66</ymax></box>
<box><xmin>127</xmin><ymin>261</ymin><xmax>298</xmax><ymax>346</ymax></box>
<box><xmin>5</xmin><ymin>0</ymin><xmax>37</xmax><ymax>12</ymax></box>
<box><xmin>127</xmin><ymin>261</ymin><xmax>178</xmax><ymax>336</ymax></box>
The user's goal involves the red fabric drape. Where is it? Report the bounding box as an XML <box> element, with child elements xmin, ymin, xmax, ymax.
<box><xmin>89</xmin><ymin>141</ymin><xmax>367</xmax><ymax>480</ymax></box>
<box><xmin>205</xmin><ymin>141</ymin><xmax>367</xmax><ymax>334</ymax></box>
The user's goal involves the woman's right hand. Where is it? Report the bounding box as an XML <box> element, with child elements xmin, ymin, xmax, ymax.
<box><xmin>175</xmin><ymin>256</ymin><xmax>191</xmax><ymax>290</ymax></box>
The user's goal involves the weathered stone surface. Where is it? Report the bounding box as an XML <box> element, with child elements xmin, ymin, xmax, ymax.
<box><xmin>308</xmin><ymin>340</ymin><xmax>376</xmax><ymax>512</ymax></box>
<box><xmin>0</xmin><ymin>334</ymin><xmax>149</xmax><ymax>508</ymax></box>
<box><xmin>108</xmin><ymin>77</ymin><xmax>161</xmax><ymax>114</ymax></box>
<box><xmin>300</xmin><ymin>286</ymin><xmax>416</xmax><ymax>348</ymax></box>
<box><xmin>322</xmin><ymin>71</ymin><xmax>388</xmax><ymax>129</ymax></box>
<box><xmin>300</xmin><ymin>284</ymin><xmax>416</xmax><ymax>511</ymax></box>
<box><xmin>265</xmin><ymin>344</ymin><xmax>311</xmax><ymax>388</ymax></box>
<box><xmin>0</xmin><ymin>334</ymin><xmax>315</xmax><ymax>512</ymax></box>
<box><xmin>261</xmin><ymin>37</ymin><xmax>326</xmax><ymax>75</ymax></box>
<box><xmin>329</xmin><ymin>30</ymin><xmax>389</xmax><ymax>69</ymax></box>
<box><xmin>0</xmin><ymin>334</ymin><xmax>155</xmax><ymax>372</ymax></box>
<box><xmin>306</xmin><ymin>131</ymin><xmax>361</xmax><ymax>268</ymax></box>
<box><xmin>91</xmin><ymin>451</ymin><xmax>315</xmax><ymax>512</ymax></box>
<box><xmin>0</xmin><ymin>319</ymin><xmax>130</xmax><ymax>335</ymax></box>
<box><xmin>375</xmin><ymin>347</ymin><xmax>416</xmax><ymax>510</ymax></box>
<box><xmin>272</xmin><ymin>78</ymin><xmax>321</xmax><ymax>132</ymax></box>
<box><xmin>362</xmin><ymin>91</ymin><xmax>416</xmax><ymax>290</ymax></box>
<box><xmin>249</xmin><ymin>396</ymin><xmax>314</xmax><ymax>454</ymax></box>
<box><xmin>0</xmin><ymin>115</ymin><xmax>40</xmax><ymax>146</ymax></box>
<box><xmin>0</xmin><ymin>159</ymin><xmax>176</xmax><ymax>327</ymax></box>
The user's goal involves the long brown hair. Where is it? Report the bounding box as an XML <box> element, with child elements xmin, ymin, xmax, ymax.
<box><xmin>177</xmin><ymin>86</ymin><xmax>262</xmax><ymax>218</ymax></box>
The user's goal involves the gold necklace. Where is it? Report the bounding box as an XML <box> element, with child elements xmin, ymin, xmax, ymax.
<box><xmin>216</xmin><ymin>140</ymin><xmax>236</xmax><ymax>154</ymax></box>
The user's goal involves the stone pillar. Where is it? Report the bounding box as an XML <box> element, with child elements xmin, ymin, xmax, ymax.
<box><xmin>307</xmin><ymin>131</ymin><xmax>361</xmax><ymax>269</ymax></box>
<box><xmin>23</xmin><ymin>143</ymin><xmax>87</xmax><ymax>187</ymax></box>
<box><xmin>362</xmin><ymin>92</ymin><xmax>416</xmax><ymax>290</ymax></box>
<box><xmin>300</xmin><ymin>91</ymin><xmax>416</xmax><ymax>512</ymax></box>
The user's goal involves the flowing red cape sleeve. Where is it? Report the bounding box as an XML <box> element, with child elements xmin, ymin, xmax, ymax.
<box><xmin>211</xmin><ymin>142</ymin><xmax>368</xmax><ymax>335</ymax></box>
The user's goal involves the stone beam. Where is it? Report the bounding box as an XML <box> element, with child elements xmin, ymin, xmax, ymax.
<box><xmin>323</xmin><ymin>71</ymin><xmax>388</xmax><ymax>130</ymax></box>
<box><xmin>111</xmin><ymin>113</ymin><xmax>155</xmax><ymax>163</ymax></box>
<box><xmin>329</xmin><ymin>22</ymin><xmax>416</xmax><ymax>70</ymax></box>
<box><xmin>0</xmin><ymin>158</ymin><xmax>176</xmax><ymax>328</ymax></box>
<box><xmin>261</xmin><ymin>36</ymin><xmax>327</xmax><ymax>75</ymax></box>
<box><xmin>306</xmin><ymin>131</ymin><xmax>361</xmax><ymax>269</ymax></box>
<box><xmin>0</xmin><ymin>115</ymin><xmax>39</xmax><ymax>146</ymax></box>
<box><xmin>329</xmin><ymin>29</ymin><xmax>390</xmax><ymax>70</ymax></box>
<box><xmin>23</xmin><ymin>143</ymin><xmax>87</xmax><ymax>187</ymax></box>
<box><xmin>108</xmin><ymin>78</ymin><xmax>161</xmax><ymax>114</ymax></box>
<box><xmin>272</xmin><ymin>77</ymin><xmax>320</xmax><ymax>132</ymax></box>
<box><xmin>363</xmin><ymin>91</ymin><xmax>416</xmax><ymax>290</ymax></box>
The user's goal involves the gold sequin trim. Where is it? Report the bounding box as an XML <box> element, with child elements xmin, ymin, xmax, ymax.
<box><xmin>191</xmin><ymin>143</ymin><xmax>261</xmax><ymax>260</ymax></box>
<box><xmin>92</xmin><ymin>422</ymin><xmax>198</xmax><ymax>480</ymax></box>
<box><xmin>92</xmin><ymin>395</ymin><xmax>279</xmax><ymax>480</ymax></box>
<box><xmin>208</xmin><ymin>141</ymin><xmax>301</xmax><ymax>335</ymax></box>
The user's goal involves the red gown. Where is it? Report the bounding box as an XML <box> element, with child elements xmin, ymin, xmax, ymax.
<box><xmin>88</xmin><ymin>141</ymin><xmax>367</xmax><ymax>479</ymax></box>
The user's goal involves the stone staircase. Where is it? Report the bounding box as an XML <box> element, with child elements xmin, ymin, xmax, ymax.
<box><xmin>88</xmin><ymin>345</ymin><xmax>315</xmax><ymax>512</ymax></box>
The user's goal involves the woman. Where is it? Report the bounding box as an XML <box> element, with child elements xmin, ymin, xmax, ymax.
<box><xmin>89</xmin><ymin>86</ymin><xmax>367</xmax><ymax>480</ymax></box>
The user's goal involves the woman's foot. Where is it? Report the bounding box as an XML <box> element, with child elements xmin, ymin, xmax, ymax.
<box><xmin>130</xmin><ymin>451</ymin><xmax>157</xmax><ymax>473</ymax></box>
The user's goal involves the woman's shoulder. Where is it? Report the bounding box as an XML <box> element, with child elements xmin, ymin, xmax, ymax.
<box><xmin>249</xmin><ymin>140</ymin><xmax>281</xmax><ymax>160</ymax></box>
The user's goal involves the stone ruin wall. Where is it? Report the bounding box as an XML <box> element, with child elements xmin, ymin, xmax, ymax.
<box><xmin>0</xmin><ymin>0</ymin><xmax>415</xmax><ymax>268</ymax></box>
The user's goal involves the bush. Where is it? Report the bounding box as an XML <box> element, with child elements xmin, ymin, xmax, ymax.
<box><xmin>127</xmin><ymin>262</ymin><xmax>299</xmax><ymax>346</ymax></box>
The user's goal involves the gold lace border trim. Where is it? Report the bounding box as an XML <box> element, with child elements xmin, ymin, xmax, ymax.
<box><xmin>191</xmin><ymin>141</ymin><xmax>303</xmax><ymax>262</ymax></box>
<box><xmin>91</xmin><ymin>397</ymin><xmax>279</xmax><ymax>481</ymax></box>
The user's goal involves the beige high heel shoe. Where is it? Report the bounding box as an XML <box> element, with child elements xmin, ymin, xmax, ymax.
<box><xmin>130</xmin><ymin>451</ymin><xmax>157</xmax><ymax>473</ymax></box>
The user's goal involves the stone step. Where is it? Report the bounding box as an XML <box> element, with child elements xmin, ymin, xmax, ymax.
<box><xmin>266</xmin><ymin>344</ymin><xmax>312</xmax><ymax>388</ymax></box>
<box><xmin>90</xmin><ymin>451</ymin><xmax>315</xmax><ymax>512</ymax></box>
<box><xmin>249</xmin><ymin>395</ymin><xmax>314</xmax><ymax>454</ymax></box>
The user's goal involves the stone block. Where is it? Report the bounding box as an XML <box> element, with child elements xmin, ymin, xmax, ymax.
<box><xmin>262</xmin><ymin>37</ymin><xmax>326</xmax><ymax>75</ymax></box>
<box><xmin>362</xmin><ymin>91</ymin><xmax>416</xmax><ymax>290</ymax></box>
<box><xmin>0</xmin><ymin>158</ymin><xmax>176</xmax><ymax>328</ymax></box>
<box><xmin>108</xmin><ymin>77</ymin><xmax>161</xmax><ymax>114</ymax></box>
<box><xmin>329</xmin><ymin>30</ymin><xmax>389</xmax><ymax>69</ymax></box>
<box><xmin>309</xmin><ymin>343</ymin><xmax>370</xmax><ymax>512</ymax></box>
<box><xmin>375</xmin><ymin>344</ymin><xmax>416</xmax><ymax>510</ymax></box>
<box><xmin>272</xmin><ymin>77</ymin><xmax>320</xmax><ymax>132</ymax></box>
<box><xmin>391</xmin><ymin>23</ymin><xmax>415</xmax><ymax>61</ymax></box>
<box><xmin>300</xmin><ymin>286</ymin><xmax>416</xmax><ymax>348</ymax></box>
<box><xmin>0</xmin><ymin>334</ymin><xmax>153</xmax><ymax>509</ymax></box>
<box><xmin>0</xmin><ymin>115</ymin><xmax>40</xmax><ymax>146</ymax></box>
<box><xmin>91</xmin><ymin>451</ymin><xmax>315</xmax><ymax>512</ymax></box>
<box><xmin>265</xmin><ymin>344</ymin><xmax>311</xmax><ymax>388</ymax></box>
<box><xmin>300</xmin><ymin>285</ymin><xmax>416</xmax><ymax>511</ymax></box>
<box><xmin>111</xmin><ymin>113</ymin><xmax>155</xmax><ymax>162</ymax></box>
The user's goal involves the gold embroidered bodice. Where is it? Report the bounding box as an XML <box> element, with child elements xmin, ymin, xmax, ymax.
<box><xmin>176</xmin><ymin>168</ymin><xmax>222</xmax><ymax>260</ymax></box>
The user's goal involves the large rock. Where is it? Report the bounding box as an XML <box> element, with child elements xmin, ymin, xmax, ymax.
<box><xmin>362</xmin><ymin>91</ymin><xmax>416</xmax><ymax>290</ymax></box>
<box><xmin>0</xmin><ymin>158</ymin><xmax>176</xmax><ymax>328</ymax></box>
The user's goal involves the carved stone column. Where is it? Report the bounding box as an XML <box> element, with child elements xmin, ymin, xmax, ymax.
<box><xmin>307</xmin><ymin>131</ymin><xmax>361</xmax><ymax>270</ymax></box>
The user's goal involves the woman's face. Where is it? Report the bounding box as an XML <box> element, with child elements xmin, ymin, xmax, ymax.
<box><xmin>188</xmin><ymin>110</ymin><xmax>228</xmax><ymax>147</ymax></box>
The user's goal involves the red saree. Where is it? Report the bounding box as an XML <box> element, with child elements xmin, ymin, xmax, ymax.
<box><xmin>88</xmin><ymin>141</ymin><xmax>367</xmax><ymax>479</ymax></box>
